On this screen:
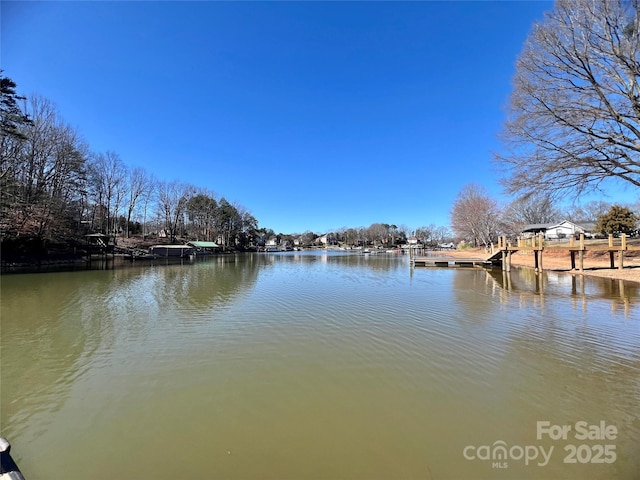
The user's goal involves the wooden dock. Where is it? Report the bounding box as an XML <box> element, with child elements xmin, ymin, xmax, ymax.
<box><xmin>496</xmin><ymin>233</ymin><xmax>639</xmax><ymax>273</ymax></box>
<box><xmin>411</xmin><ymin>233</ymin><xmax>639</xmax><ymax>272</ymax></box>
<box><xmin>411</xmin><ymin>256</ymin><xmax>497</xmax><ymax>268</ymax></box>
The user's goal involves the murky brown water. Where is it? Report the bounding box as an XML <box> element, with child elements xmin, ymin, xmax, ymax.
<box><xmin>1</xmin><ymin>252</ymin><xmax>639</xmax><ymax>479</ymax></box>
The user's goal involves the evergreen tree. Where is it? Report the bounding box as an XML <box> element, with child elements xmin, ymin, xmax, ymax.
<box><xmin>595</xmin><ymin>205</ymin><xmax>638</xmax><ymax>235</ymax></box>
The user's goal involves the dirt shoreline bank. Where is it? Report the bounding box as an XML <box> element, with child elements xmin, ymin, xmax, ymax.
<box><xmin>440</xmin><ymin>248</ymin><xmax>640</xmax><ymax>285</ymax></box>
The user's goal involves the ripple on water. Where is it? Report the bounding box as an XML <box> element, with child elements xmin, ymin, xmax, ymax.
<box><xmin>2</xmin><ymin>257</ymin><xmax>639</xmax><ymax>480</ymax></box>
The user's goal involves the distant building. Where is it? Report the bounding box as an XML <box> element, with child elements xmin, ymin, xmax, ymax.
<box><xmin>266</xmin><ymin>236</ymin><xmax>279</xmax><ymax>247</ymax></box>
<box><xmin>315</xmin><ymin>233</ymin><xmax>337</xmax><ymax>246</ymax></box>
<box><xmin>521</xmin><ymin>220</ymin><xmax>596</xmax><ymax>240</ymax></box>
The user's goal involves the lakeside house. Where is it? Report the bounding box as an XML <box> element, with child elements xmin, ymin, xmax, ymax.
<box><xmin>315</xmin><ymin>233</ymin><xmax>337</xmax><ymax>246</ymax></box>
<box><xmin>521</xmin><ymin>220</ymin><xmax>596</xmax><ymax>240</ymax></box>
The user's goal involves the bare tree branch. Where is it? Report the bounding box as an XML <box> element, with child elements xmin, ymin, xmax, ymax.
<box><xmin>496</xmin><ymin>0</ymin><xmax>640</xmax><ymax>197</ymax></box>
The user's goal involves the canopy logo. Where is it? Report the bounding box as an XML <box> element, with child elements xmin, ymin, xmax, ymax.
<box><xmin>463</xmin><ymin>421</ymin><xmax>617</xmax><ymax>469</ymax></box>
<box><xmin>463</xmin><ymin>441</ymin><xmax>553</xmax><ymax>468</ymax></box>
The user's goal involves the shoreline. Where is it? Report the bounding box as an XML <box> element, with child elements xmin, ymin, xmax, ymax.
<box><xmin>3</xmin><ymin>246</ymin><xmax>640</xmax><ymax>285</ymax></box>
<box><xmin>440</xmin><ymin>248</ymin><xmax>640</xmax><ymax>285</ymax></box>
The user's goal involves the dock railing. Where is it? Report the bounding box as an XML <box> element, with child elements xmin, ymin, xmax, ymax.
<box><xmin>495</xmin><ymin>233</ymin><xmax>636</xmax><ymax>273</ymax></box>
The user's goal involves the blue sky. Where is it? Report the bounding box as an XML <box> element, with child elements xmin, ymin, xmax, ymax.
<box><xmin>1</xmin><ymin>0</ymin><xmax>600</xmax><ymax>234</ymax></box>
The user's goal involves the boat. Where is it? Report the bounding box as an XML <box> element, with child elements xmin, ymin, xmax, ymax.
<box><xmin>0</xmin><ymin>438</ymin><xmax>26</xmax><ymax>480</ymax></box>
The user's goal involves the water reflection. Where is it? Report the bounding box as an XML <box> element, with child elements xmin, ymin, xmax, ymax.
<box><xmin>0</xmin><ymin>255</ymin><xmax>261</xmax><ymax>446</ymax></box>
<box><xmin>1</xmin><ymin>254</ymin><xmax>638</xmax><ymax>480</ymax></box>
<box><xmin>485</xmin><ymin>267</ymin><xmax>638</xmax><ymax>316</ymax></box>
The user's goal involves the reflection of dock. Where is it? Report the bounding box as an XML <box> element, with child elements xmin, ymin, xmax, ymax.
<box><xmin>485</xmin><ymin>267</ymin><xmax>636</xmax><ymax>316</ymax></box>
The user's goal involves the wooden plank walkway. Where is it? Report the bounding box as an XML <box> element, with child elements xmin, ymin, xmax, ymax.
<box><xmin>411</xmin><ymin>256</ymin><xmax>495</xmax><ymax>268</ymax></box>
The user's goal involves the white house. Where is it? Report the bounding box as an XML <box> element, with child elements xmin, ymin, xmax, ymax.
<box><xmin>544</xmin><ymin>220</ymin><xmax>585</xmax><ymax>240</ymax></box>
<box><xmin>265</xmin><ymin>236</ymin><xmax>279</xmax><ymax>247</ymax></box>
<box><xmin>521</xmin><ymin>220</ymin><xmax>595</xmax><ymax>240</ymax></box>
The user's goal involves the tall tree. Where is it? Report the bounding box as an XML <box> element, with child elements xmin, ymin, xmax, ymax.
<box><xmin>237</xmin><ymin>208</ymin><xmax>258</xmax><ymax>249</ymax></box>
<box><xmin>215</xmin><ymin>198</ymin><xmax>240</xmax><ymax>249</ymax></box>
<box><xmin>186</xmin><ymin>192</ymin><xmax>218</xmax><ymax>241</ymax></box>
<box><xmin>0</xmin><ymin>71</ymin><xmax>31</xmax><ymax>140</ymax></box>
<box><xmin>1</xmin><ymin>73</ymin><xmax>32</xmax><ymax>215</ymax></box>
<box><xmin>124</xmin><ymin>166</ymin><xmax>152</xmax><ymax>238</ymax></box>
<box><xmin>496</xmin><ymin>0</ymin><xmax>640</xmax><ymax>197</ymax></box>
<box><xmin>451</xmin><ymin>184</ymin><xmax>501</xmax><ymax>247</ymax></box>
<box><xmin>89</xmin><ymin>151</ymin><xmax>126</xmax><ymax>235</ymax></box>
<box><xmin>157</xmin><ymin>180</ymin><xmax>194</xmax><ymax>242</ymax></box>
<box><xmin>1</xmin><ymin>95</ymin><xmax>89</xmax><ymax>242</ymax></box>
<box><xmin>595</xmin><ymin>205</ymin><xmax>638</xmax><ymax>234</ymax></box>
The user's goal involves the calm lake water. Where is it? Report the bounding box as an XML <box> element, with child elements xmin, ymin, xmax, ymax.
<box><xmin>1</xmin><ymin>251</ymin><xmax>639</xmax><ymax>480</ymax></box>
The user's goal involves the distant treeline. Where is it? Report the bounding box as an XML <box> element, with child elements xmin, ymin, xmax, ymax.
<box><xmin>0</xmin><ymin>73</ymin><xmax>263</xmax><ymax>257</ymax></box>
<box><xmin>1</xmin><ymin>74</ymin><xmax>454</xmax><ymax>260</ymax></box>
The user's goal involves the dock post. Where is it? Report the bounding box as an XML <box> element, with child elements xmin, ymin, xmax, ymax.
<box><xmin>608</xmin><ymin>234</ymin><xmax>615</xmax><ymax>268</ymax></box>
<box><xmin>538</xmin><ymin>233</ymin><xmax>544</xmax><ymax>272</ymax></box>
<box><xmin>618</xmin><ymin>234</ymin><xmax>626</xmax><ymax>270</ymax></box>
<box><xmin>569</xmin><ymin>236</ymin><xmax>575</xmax><ymax>270</ymax></box>
<box><xmin>579</xmin><ymin>233</ymin><xmax>584</xmax><ymax>271</ymax></box>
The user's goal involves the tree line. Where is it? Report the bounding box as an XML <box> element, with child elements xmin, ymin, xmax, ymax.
<box><xmin>2</xmin><ymin>75</ymin><xmax>450</xmax><ymax>257</ymax></box>
<box><xmin>0</xmin><ymin>75</ymin><xmax>259</xmax><ymax>256</ymax></box>
<box><xmin>450</xmin><ymin>183</ymin><xmax>639</xmax><ymax>248</ymax></box>
<box><xmin>270</xmin><ymin>223</ymin><xmax>453</xmax><ymax>249</ymax></box>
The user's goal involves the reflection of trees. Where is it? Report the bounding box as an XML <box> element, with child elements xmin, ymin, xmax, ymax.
<box><xmin>152</xmin><ymin>254</ymin><xmax>260</xmax><ymax>311</ymax></box>
<box><xmin>257</xmin><ymin>251</ymin><xmax>405</xmax><ymax>273</ymax></box>
<box><xmin>0</xmin><ymin>255</ymin><xmax>261</xmax><ymax>441</ymax></box>
<box><xmin>0</xmin><ymin>272</ymin><xmax>109</xmax><ymax>439</ymax></box>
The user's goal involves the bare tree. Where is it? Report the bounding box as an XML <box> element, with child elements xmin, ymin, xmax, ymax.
<box><xmin>89</xmin><ymin>151</ymin><xmax>126</xmax><ymax>235</ymax></box>
<box><xmin>451</xmin><ymin>184</ymin><xmax>501</xmax><ymax>247</ymax></box>
<box><xmin>496</xmin><ymin>0</ymin><xmax>640</xmax><ymax>197</ymax></box>
<box><xmin>367</xmin><ymin>223</ymin><xmax>390</xmax><ymax>246</ymax></box>
<box><xmin>415</xmin><ymin>224</ymin><xmax>436</xmax><ymax>246</ymax></box>
<box><xmin>124</xmin><ymin>166</ymin><xmax>153</xmax><ymax>238</ymax></box>
<box><xmin>563</xmin><ymin>200</ymin><xmax>612</xmax><ymax>222</ymax></box>
<box><xmin>140</xmin><ymin>173</ymin><xmax>157</xmax><ymax>239</ymax></box>
<box><xmin>433</xmin><ymin>226</ymin><xmax>453</xmax><ymax>245</ymax></box>
<box><xmin>501</xmin><ymin>193</ymin><xmax>560</xmax><ymax>234</ymax></box>
<box><xmin>157</xmin><ymin>180</ymin><xmax>194</xmax><ymax>242</ymax></box>
<box><xmin>1</xmin><ymin>95</ymin><xmax>89</xmax><ymax>241</ymax></box>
